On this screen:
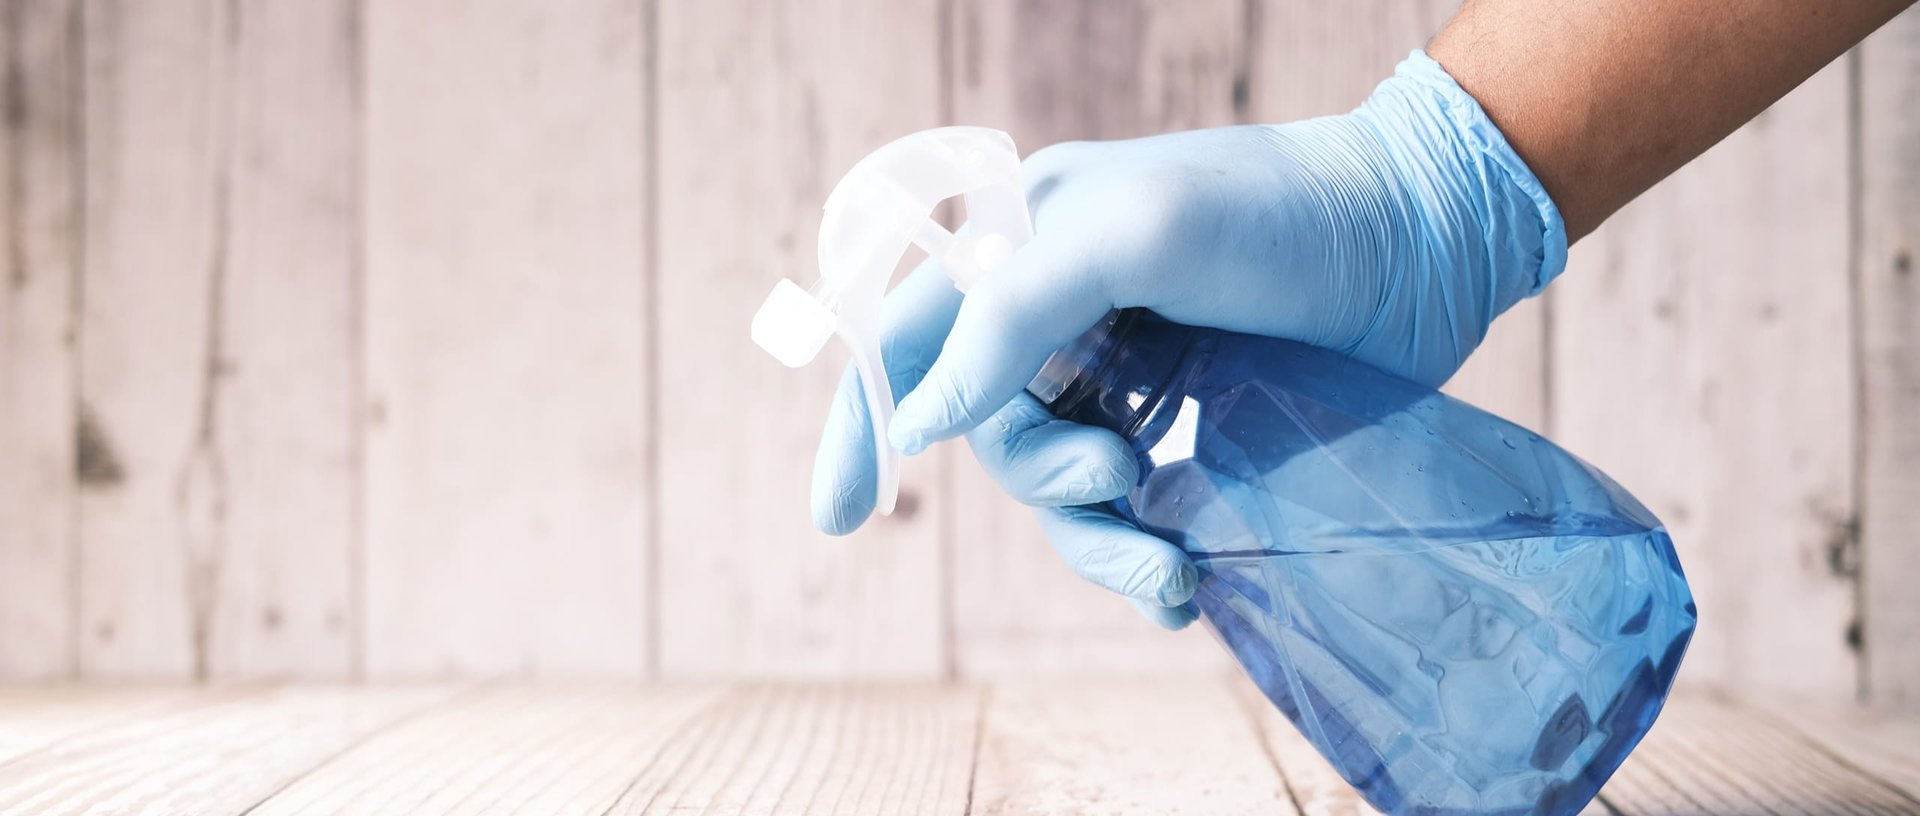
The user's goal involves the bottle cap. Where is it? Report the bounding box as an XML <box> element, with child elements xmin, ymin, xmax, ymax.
<box><xmin>750</xmin><ymin>127</ymin><xmax>1034</xmax><ymax>515</ymax></box>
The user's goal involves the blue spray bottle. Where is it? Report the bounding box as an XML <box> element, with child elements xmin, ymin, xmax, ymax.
<box><xmin>752</xmin><ymin>127</ymin><xmax>1695</xmax><ymax>816</ymax></box>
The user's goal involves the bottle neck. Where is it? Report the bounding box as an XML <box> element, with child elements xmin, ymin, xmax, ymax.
<box><xmin>1028</xmin><ymin>309</ymin><xmax>1126</xmax><ymax>406</ymax></box>
<box><xmin>1030</xmin><ymin>309</ymin><xmax>1202</xmax><ymax>439</ymax></box>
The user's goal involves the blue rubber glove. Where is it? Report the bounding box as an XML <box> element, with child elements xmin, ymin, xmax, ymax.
<box><xmin>812</xmin><ymin>52</ymin><xmax>1566</xmax><ymax>629</ymax></box>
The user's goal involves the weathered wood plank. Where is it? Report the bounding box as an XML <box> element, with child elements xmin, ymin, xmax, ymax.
<box><xmin>361</xmin><ymin>0</ymin><xmax>649</xmax><ymax>677</ymax></box>
<box><xmin>605</xmin><ymin>685</ymin><xmax>979</xmax><ymax>815</ymax></box>
<box><xmin>972</xmin><ymin>679</ymin><xmax>1295</xmax><ymax>815</ymax></box>
<box><xmin>207</xmin><ymin>0</ymin><xmax>358</xmax><ymax>679</ymax></box>
<box><xmin>0</xmin><ymin>684</ymin><xmax>460</xmax><ymax>815</ymax></box>
<box><xmin>1234</xmin><ymin>675</ymin><xmax>1626</xmax><ymax>816</ymax></box>
<box><xmin>0</xmin><ymin>686</ymin><xmax>203</xmax><ymax>765</ymax></box>
<box><xmin>76</xmin><ymin>0</ymin><xmax>359</xmax><ymax>681</ymax></box>
<box><xmin>75</xmin><ymin>0</ymin><xmax>232</xmax><ymax>678</ymax></box>
<box><xmin>1602</xmin><ymin>696</ymin><xmax>1920</xmax><ymax>815</ymax></box>
<box><xmin>249</xmin><ymin>685</ymin><xmax>725</xmax><ymax>815</ymax></box>
<box><xmin>0</xmin><ymin>0</ymin><xmax>80</xmax><ymax>681</ymax></box>
<box><xmin>654</xmin><ymin>0</ymin><xmax>947</xmax><ymax>678</ymax></box>
<box><xmin>1548</xmin><ymin>61</ymin><xmax>1858</xmax><ymax>698</ymax></box>
<box><xmin>1245</xmin><ymin>0</ymin><xmax>1456</xmax><ymax>123</ymax></box>
<box><xmin>1229</xmin><ymin>675</ymin><xmax>1371</xmax><ymax>816</ymax></box>
<box><xmin>946</xmin><ymin>0</ymin><xmax>1244</xmax><ymax>679</ymax></box>
<box><xmin>1446</xmin><ymin>298</ymin><xmax>1551</xmax><ymax>433</ymax></box>
<box><xmin>1744</xmin><ymin>697</ymin><xmax>1920</xmax><ymax>804</ymax></box>
<box><xmin>1856</xmin><ymin>4</ymin><xmax>1920</xmax><ymax>708</ymax></box>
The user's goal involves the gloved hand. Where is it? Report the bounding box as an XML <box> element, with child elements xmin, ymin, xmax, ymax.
<box><xmin>811</xmin><ymin>51</ymin><xmax>1566</xmax><ymax>629</ymax></box>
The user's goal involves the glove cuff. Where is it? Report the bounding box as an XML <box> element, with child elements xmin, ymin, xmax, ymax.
<box><xmin>1358</xmin><ymin>50</ymin><xmax>1569</xmax><ymax>316</ymax></box>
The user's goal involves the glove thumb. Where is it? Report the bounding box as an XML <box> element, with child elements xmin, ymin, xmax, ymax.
<box><xmin>887</xmin><ymin>235</ymin><xmax>1109</xmax><ymax>453</ymax></box>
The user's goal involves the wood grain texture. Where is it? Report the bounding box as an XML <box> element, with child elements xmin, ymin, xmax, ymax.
<box><xmin>75</xmin><ymin>0</ymin><xmax>232</xmax><ymax>678</ymax></box>
<box><xmin>361</xmin><ymin>0</ymin><xmax>649</xmax><ymax>677</ymax></box>
<box><xmin>0</xmin><ymin>686</ymin><xmax>201</xmax><ymax>764</ymax></box>
<box><xmin>251</xmin><ymin>685</ymin><xmax>725</xmax><ymax>815</ymax></box>
<box><xmin>1549</xmin><ymin>62</ymin><xmax>1859</xmax><ymax>698</ymax></box>
<box><xmin>1600</xmin><ymin>696</ymin><xmax>1920</xmax><ymax>815</ymax></box>
<box><xmin>0</xmin><ymin>684</ymin><xmax>1914</xmax><ymax>814</ymax></box>
<box><xmin>971</xmin><ymin>679</ymin><xmax>1295</xmax><ymax>815</ymax></box>
<box><xmin>605</xmin><ymin>685</ymin><xmax>979</xmax><ymax>815</ymax></box>
<box><xmin>654</xmin><ymin>0</ymin><xmax>948</xmax><ymax>678</ymax></box>
<box><xmin>1856</xmin><ymin>5</ymin><xmax>1920</xmax><ymax>707</ymax></box>
<box><xmin>0</xmin><ymin>684</ymin><xmax>459</xmax><ymax>815</ymax></box>
<box><xmin>1230</xmin><ymin>675</ymin><xmax>1372</xmax><ymax>816</ymax></box>
<box><xmin>76</xmin><ymin>0</ymin><xmax>359</xmax><ymax>681</ymax></box>
<box><xmin>945</xmin><ymin>0</ymin><xmax>1244</xmax><ymax>679</ymax></box>
<box><xmin>207</xmin><ymin>0</ymin><xmax>358</xmax><ymax>679</ymax></box>
<box><xmin>1746</xmin><ymin>696</ymin><xmax>1920</xmax><ymax>803</ymax></box>
<box><xmin>1244</xmin><ymin>0</ymin><xmax>1455</xmax><ymax>123</ymax></box>
<box><xmin>0</xmin><ymin>0</ymin><xmax>80</xmax><ymax>681</ymax></box>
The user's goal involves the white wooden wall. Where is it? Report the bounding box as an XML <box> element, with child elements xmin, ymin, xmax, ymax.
<box><xmin>0</xmin><ymin>0</ymin><xmax>1914</xmax><ymax>702</ymax></box>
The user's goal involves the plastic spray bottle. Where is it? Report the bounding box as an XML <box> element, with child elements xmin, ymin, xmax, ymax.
<box><xmin>752</xmin><ymin>127</ymin><xmax>1695</xmax><ymax>816</ymax></box>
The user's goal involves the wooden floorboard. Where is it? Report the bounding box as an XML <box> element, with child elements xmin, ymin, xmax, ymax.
<box><xmin>971</xmin><ymin>679</ymin><xmax>1295</xmax><ymax>815</ymax></box>
<box><xmin>1601</xmin><ymin>695</ymin><xmax>1920</xmax><ymax>816</ymax></box>
<box><xmin>1744</xmin><ymin>696</ymin><xmax>1920</xmax><ymax>805</ymax></box>
<box><xmin>250</xmin><ymin>685</ymin><xmax>724</xmax><ymax>815</ymax></box>
<box><xmin>605</xmin><ymin>684</ymin><xmax>979</xmax><ymax>816</ymax></box>
<box><xmin>0</xmin><ymin>686</ymin><xmax>207</xmax><ymax>766</ymax></box>
<box><xmin>0</xmin><ymin>684</ymin><xmax>1910</xmax><ymax>815</ymax></box>
<box><xmin>0</xmin><ymin>684</ymin><xmax>460</xmax><ymax>815</ymax></box>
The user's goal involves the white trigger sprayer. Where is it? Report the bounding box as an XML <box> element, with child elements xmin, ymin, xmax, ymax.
<box><xmin>750</xmin><ymin>127</ymin><xmax>1033</xmax><ymax>516</ymax></box>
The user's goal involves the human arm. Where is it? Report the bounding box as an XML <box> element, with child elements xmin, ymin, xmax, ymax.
<box><xmin>810</xmin><ymin>1</ymin><xmax>1913</xmax><ymax>628</ymax></box>
<box><xmin>1431</xmin><ymin>0</ymin><xmax>1913</xmax><ymax>239</ymax></box>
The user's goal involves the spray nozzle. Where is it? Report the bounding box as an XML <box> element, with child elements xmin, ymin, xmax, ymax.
<box><xmin>750</xmin><ymin>126</ymin><xmax>1034</xmax><ymax>516</ymax></box>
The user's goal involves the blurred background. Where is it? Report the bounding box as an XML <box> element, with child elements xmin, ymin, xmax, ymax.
<box><xmin>0</xmin><ymin>0</ymin><xmax>1913</xmax><ymax>709</ymax></box>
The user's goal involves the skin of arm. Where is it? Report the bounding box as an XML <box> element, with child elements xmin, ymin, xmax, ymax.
<box><xmin>1429</xmin><ymin>0</ymin><xmax>1916</xmax><ymax>241</ymax></box>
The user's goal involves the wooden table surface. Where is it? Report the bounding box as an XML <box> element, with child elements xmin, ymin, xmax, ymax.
<box><xmin>0</xmin><ymin>680</ymin><xmax>1912</xmax><ymax>815</ymax></box>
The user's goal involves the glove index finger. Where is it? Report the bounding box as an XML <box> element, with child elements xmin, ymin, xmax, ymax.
<box><xmin>810</xmin><ymin>257</ymin><xmax>964</xmax><ymax>536</ymax></box>
<box><xmin>888</xmin><ymin>236</ymin><xmax>1110</xmax><ymax>453</ymax></box>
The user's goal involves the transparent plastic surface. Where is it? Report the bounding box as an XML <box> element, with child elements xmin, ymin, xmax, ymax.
<box><xmin>1044</xmin><ymin>310</ymin><xmax>1696</xmax><ymax>816</ymax></box>
<box><xmin>751</xmin><ymin>127</ymin><xmax>1034</xmax><ymax>515</ymax></box>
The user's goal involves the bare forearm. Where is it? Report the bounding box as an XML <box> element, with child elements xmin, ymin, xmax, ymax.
<box><xmin>1430</xmin><ymin>0</ymin><xmax>1913</xmax><ymax>241</ymax></box>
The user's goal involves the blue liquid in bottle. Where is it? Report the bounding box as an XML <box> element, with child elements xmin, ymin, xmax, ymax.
<box><xmin>1037</xmin><ymin>310</ymin><xmax>1696</xmax><ymax>816</ymax></box>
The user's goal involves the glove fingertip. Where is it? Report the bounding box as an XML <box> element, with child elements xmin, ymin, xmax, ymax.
<box><xmin>1129</xmin><ymin>597</ymin><xmax>1200</xmax><ymax>631</ymax></box>
<box><xmin>811</xmin><ymin>498</ymin><xmax>869</xmax><ymax>537</ymax></box>
<box><xmin>1157</xmin><ymin>560</ymin><xmax>1199</xmax><ymax>607</ymax></box>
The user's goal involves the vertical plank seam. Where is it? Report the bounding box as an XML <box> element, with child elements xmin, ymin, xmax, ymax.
<box><xmin>640</xmin><ymin>0</ymin><xmax>661</xmax><ymax>682</ymax></box>
<box><xmin>64</xmin><ymin>0</ymin><xmax>86</xmax><ymax>680</ymax></box>
<box><xmin>2</xmin><ymin>0</ymin><xmax>80</xmax><ymax>682</ymax></box>
<box><xmin>178</xmin><ymin>0</ymin><xmax>241</xmax><ymax>682</ymax></box>
<box><xmin>1235</xmin><ymin>0</ymin><xmax>1259</xmax><ymax>126</ymax></box>
<box><xmin>345</xmin><ymin>0</ymin><xmax>368</xmax><ymax>683</ymax></box>
<box><xmin>5</xmin><ymin>0</ymin><xmax>22</xmax><ymax>295</ymax></box>
<box><xmin>1224</xmin><ymin>675</ymin><xmax>1307</xmax><ymax>815</ymax></box>
<box><xmin>935</xmin><ymin>0</ymin><xmax>959</xmax><ymax>684</ymax></box>
<box><xmin>1845</xmin><ymin>37</ymin><xmax>1871</xmax><ymax>703</ymax></box>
